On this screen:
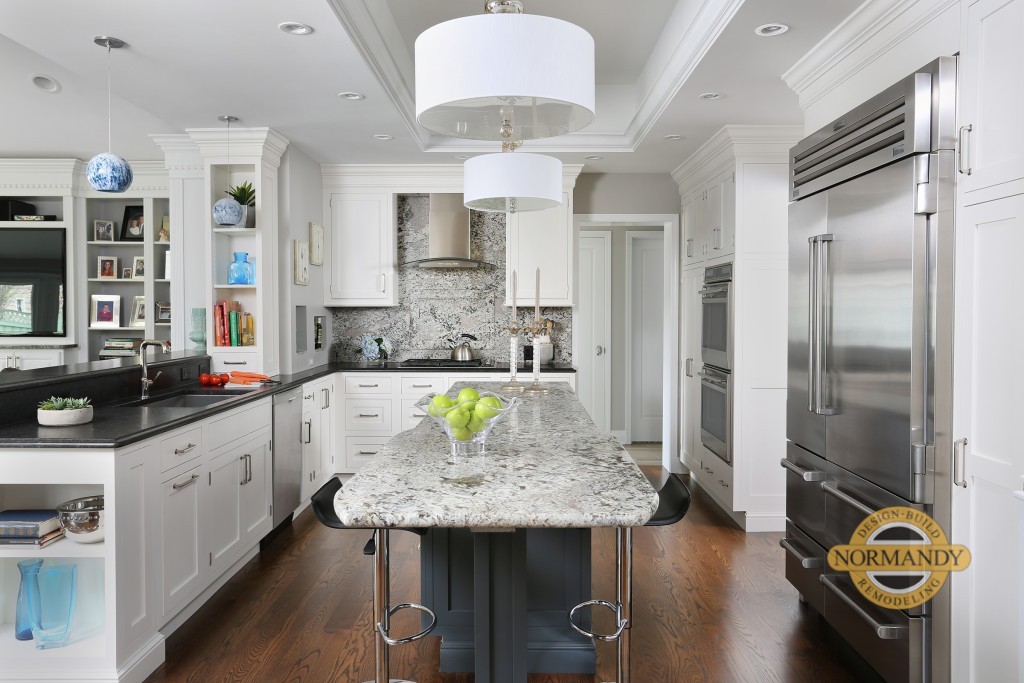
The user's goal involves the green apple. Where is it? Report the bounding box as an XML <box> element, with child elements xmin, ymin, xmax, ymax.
<box><xmin>467</xmin><ymin>415</ymin><xmax>486</xmax><ymax>433</ymax></box>
<box><xmin>457</xmin><ymin>387</ymin><xmax>480</xmax><ymax>404</ymax></box>
<box><xmin>445</xmin><ymin>408</ymin><xmax>470</xmax><ymax>429</ymax></box>
<box><xmin>452</xmin><ymin>426</ymin><xmax>473</xmax><ymax>441</ymax></box>
<box><xmin>474</xmin><ymin>401</ymin><xmax>499</xmax><ymax>421</ymax></box>
<box><xmin>428</xmin><ymin>394</ymin><xmax>453</xmax><ymax>417</ymax></box>
<box><xmin>479</xmin><ymin>396</ymin><xmax>502</xmax><ymax>409</ymax></box>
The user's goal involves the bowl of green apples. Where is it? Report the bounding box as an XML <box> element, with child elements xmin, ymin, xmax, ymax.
<box><xmin>416</xmin><ymin>387</ymin><xmax>520</xmax><ymax>457</ymax></box>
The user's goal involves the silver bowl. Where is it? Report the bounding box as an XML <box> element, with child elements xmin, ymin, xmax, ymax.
<box><xmin>57</xmin><ymin>495</ymin><xmax>105</xmax><ymax>543</ymax></box>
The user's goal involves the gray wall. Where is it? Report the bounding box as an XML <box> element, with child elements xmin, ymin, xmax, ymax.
<box><xmin>331</xmin><ymin>195</ymin><xmax>572</xmax><ymax>364</ymax></box>
<box><xmin>574</xmin><ymin>173</ymin><xmax>680</xmax><ymax>215</ymax></box>
<box><xmin>277</xmin><ymin>146</ymin><xmax>330</xmax><ymax>374</ymax></box>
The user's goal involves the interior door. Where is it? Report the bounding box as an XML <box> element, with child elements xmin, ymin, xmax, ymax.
<box><xmin>576</xmin><ymin>232</ymin><xmax>611</xmax><ymax>430</ymax></box>
<box><xmin>629</xmin><ymin>233</ymin><xmax>664</xmax><ymax>442</ymax></box>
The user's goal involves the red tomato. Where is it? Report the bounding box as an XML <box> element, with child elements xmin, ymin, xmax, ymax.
<box><xmin>209</xmin><ymin>375</ymin><xmax>222</xmax><ymax>386</ymax></box>
<box><xmin>199</xmin><ymin>373</ymin><xmax>211</xmax><ymax>385</ymax></box>
<box><xmin>219</xmin><ymin>373</ymin><xmax>231</xmax><ymax>384</ymax></box>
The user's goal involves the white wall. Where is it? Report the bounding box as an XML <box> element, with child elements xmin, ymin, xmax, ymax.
<box><xmin>574</xmin><ymin>173</ymin><xmax>680</xmax><ymax>215</ymax></box>
<box><xmin>277</xmin><ymin>146</ymin><xmax>330</xmax><ymax>374</ymax></box>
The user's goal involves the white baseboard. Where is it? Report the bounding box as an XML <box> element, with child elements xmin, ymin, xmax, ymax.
<box><xmin>119</xmin><ymin>633</ymin><xmax>166</xmax><ymax>683</ymax></box>
<box><xmin>611</xmin><ymin>430</ymin><xmax>627</xmax><ymax>444</ymax></box>
<box><xmin>630</xmin><ymin>451</ymin><xmax>662</xmax><ymax>466</ymax></box>
<box><xmin>742</xmin><ymin>512</ymin><xmax>786</xmax><ymax>533</ymax></box>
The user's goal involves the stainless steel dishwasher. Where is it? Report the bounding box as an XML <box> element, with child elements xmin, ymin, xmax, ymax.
<box><xmin>270</xmin><ymin>387</ymin><xmax>303</xmax><ymax>531</ymax></box>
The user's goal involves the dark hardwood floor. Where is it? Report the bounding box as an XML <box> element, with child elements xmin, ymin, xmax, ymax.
<box><xmin>146</xmin><ymin>469</ymin><xmax>881</xmax><ymax>683</ymax></box>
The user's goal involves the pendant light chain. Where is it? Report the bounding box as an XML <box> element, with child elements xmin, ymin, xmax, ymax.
<box><xmin>106</xmin><ymin>43</ymin><xmax>112</xmax><ymax>153</ymax></box>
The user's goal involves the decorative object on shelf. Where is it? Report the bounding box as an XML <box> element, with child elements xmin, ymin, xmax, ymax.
<box><xmin>212</xmin><ymin>114</ymin><xmax>245</xmax><ymax>226</ymax></box>
<box><xmin>227</xmin><ymin>251</ymin><xmax>255</xmax><ymax>285</ymax></box>
<box><xmin>121</xmin><ymin>267</ymin><xmax>132</xmax><ymax>279</ymax></box>
<box><xmin>158</xmin><ymin>215</ymin><xmax>170</xmax><ymax>242</ymax></box>
<box><xmin>97</xmin><ymin>255</ymin><xmax>117</xmax><ymax>279</ymax></box>
<box><xmin>189</xmin><ymin>307</ymin><xmax>207</xmax><ymax>350</ymax></box>
<box><xmin>132</xmin><ymin>255</ymin><xmax>145</xmax><ymax>279</ymax></box>
<box><xmin>293</xmin><ymin>240</ymin><xmax>309</xmax><ymax>285</ymax></box>
<box><xmin>358</xmin><ymin>333</ymin><xmax>392</xmax><ymax>364</ymax></box>
<box><xmin>128</xmin><ymin>295</ymin><xmax>146</xmax><ymax>327</ymax></box>
<box><xmin>87</xmin><ymin>36</ymin><xmax>133</xmax><ymax>192</ymax></box>
<box><xmin>314</xmin><ymin>315</ymin><xmax>325</xmax><ymax>350</ymax></box>
<box><xmin>56</xmin><ymin>495</ymin><xmax>105</xmax><ymax>544</ymax></box>
<box><xmin>15</xmin><ymin>559</ymin><xmax>43</xmax><ymax>640</ymax></box>
<box><xmin>93</xmin><ymin>219</ymin><xmax>114</xmax><ymax>241</ymax></box>
<box><xmin>164</xmin><ymin>250</ymin><xmax>172</xmax><ymax>279</ymax></box>
<box><xmin>37</xmin><ymin>396</ymin><xmax>93</xmax><ymax>426</ymax></box>
<box><xmin>119</xmin><ymin>205</ymin><xmax>144</xmax><ymax>241</ymax></box>
<box><xmin>90</xmin><ymin>294</ymin><xmax>120</xmax><ymax>328</ymax></box>
<box><xmin>309</xmin><ymin>221</ymin><xmax>324</xmax><ymax>265</ymax></box>
<box><xmin>416</xmin><ymin>389</ymin><xmax>520</xmax><ymax>460</ymax></box>
<box><xmin>31</xmin><ymin>563</ymin><xmax>78</xmax><ymax>649</ymax></box>
<box><xmin>156</xmin><ymin>302</ymin><xmax>171</xmax><ymax>321</ymax></box>
<box><xmin>226</xmin><ymin>180</ymin><xmax>256</xmax><ymax>229</ymax></box>
<box><xmin>414</xmin><ymin>1</ymin><xmax>594</xmax><ymax>141</ymax></box>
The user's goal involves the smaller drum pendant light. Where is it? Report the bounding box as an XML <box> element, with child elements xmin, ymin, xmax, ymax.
<box><xmin>86</xmin><ymin>37</ymin><xmax>133</xmax><ymax>193</ymax></box>
<box><xmin>464</xmin><ymin>152</ymin><xmax>562</xmax><ymax>213</ymax></box>
<box><xmin>211</xmin><ymin>116</ymin><xmax>244</xmax><ymax>227</ymax></box>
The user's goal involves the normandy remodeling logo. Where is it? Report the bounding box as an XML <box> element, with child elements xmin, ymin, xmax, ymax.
<box><xmin>827</xmin><ymin>507</ymin><xmax>971</xmax><ymax>609</ymax></box>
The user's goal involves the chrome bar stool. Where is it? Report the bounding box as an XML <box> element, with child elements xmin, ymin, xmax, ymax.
<box><xmin>311</xmin><ymin>477</ymin><xmax>437</xmax><ymax>683</ymax></box>
<box><xmin>568</xmin><ymin>474</ymin><xmax>691</xmax><ymax>683</ymax></box>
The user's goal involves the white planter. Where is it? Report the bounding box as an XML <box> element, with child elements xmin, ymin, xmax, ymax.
<box><xmin>37</xmin><ymin>406</ymin><xmax>93</xmax><ymax>426</ymax></box>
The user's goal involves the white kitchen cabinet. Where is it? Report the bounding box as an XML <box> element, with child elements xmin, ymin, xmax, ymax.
<box><xmin>678</xmin><ymin>267</ymin><xmax>703</xmax><ymax>472</ymax></box>
<box><xmin>0</xmin><ymin>348</ymin><xmax>64</xmax><ymax>370</ymax></box>
<box><xmin>345</xmin><ymin>435</ymin><xmax>390</xmax><ymax>471</ymax></box>
<box><xmin>238</xmin><ymin>435</ymin><xmax>272</xmax><ymax>547</ymax></box>
<box><xmin>680</xmin><ymin>170</ymin><xmax>735</xmax><ymax>265</ymax></box>
<box><xmin>115</xmin><ymin>440</ymin><xmax>159</xmax><ymax>656</ymax></box>
<box><xmin>301</xmin><ymin>376</ymin><xmax>335</xmax><ymax>496</ymax></box>
<box><xmin>325</xmin><ymin>192</ymin><xmax>396</xmax><ymax>306</ymax></box>
<box><xmin>506</xmin><ymin>191</ymin><xmax>574</xmax><ymax>306</ymax></box>
<box><xmin>959</xmin><ymin>0</ymin><xmax>1024</xmax><ymax>200</ymax></box>
<box><xmin>160</xmin><ymin>463</ymin><xmax>204</xmax><ymax>620</ymax></box>
<box><xmin>207</xmin><ymin>445</ymin><xmax>243</xmax><ymax>577</ymax></box>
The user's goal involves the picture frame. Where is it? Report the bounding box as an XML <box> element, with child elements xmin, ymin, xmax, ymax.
<box><xmin>294</xmin><ymin>240</ymin><xmax>310</xmax><ymax>285</ymax></box>
<box><xmin>309</xmin><ymin>222</ymin><xmax>324</xmax><ymax>266</ymax></box>
<box><xmin>120</xmin><ymin>206</ymin><xmax>144</xmax><ymax>241</ymax></box>
<box><xmin>156</xmin><ymin>302</ymin><xmax>172</xmax><ymax>321</ymax></box>
<box><xmin>97</xmin><ymin>256</ymin><xmax>118</xmax><ymax>280</ymax></box>
<box><xmin>132</xmin><ymin>256</ymin><xmax>145</xmax><ymax>279</ymax></box>
<box><xmin>90</xmin><ymin>294</ymin><xmax>120</xmax><ymax>328</ymax></box>
<box><xmin>93</xmin><ymin>219</ymin><xmax>115</xmax><ymax>242</ymax></box>
<box><xmin>121</xmin><ymin>267</ymin><xmax>132</xmax><ymax>279</ymax></box>
<box><xmin>128</xmin><ymin>296</ymin><xmax>146</xmax><ymax>328</ymax></box>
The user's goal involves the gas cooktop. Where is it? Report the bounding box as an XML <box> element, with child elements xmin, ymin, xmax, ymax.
<box><xmin>400</xmin><ymin>358</ymin><xmax>484</xmax><ymax>367</ymax></box>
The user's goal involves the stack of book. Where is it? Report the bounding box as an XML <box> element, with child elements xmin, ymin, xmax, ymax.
<box><xmin>0</xmin><ymin>509</ymin><xmax>64</xmax><ymax>548</ymax></box>
<box><xmin>213</xmin><ymin>300</ymin><xmax>255</xmax><ymax>347</ymax></box>
<box><xmin>100</xmin><ymin>337</ymin><xmax>142</xmax><ymax>358</ymax></box>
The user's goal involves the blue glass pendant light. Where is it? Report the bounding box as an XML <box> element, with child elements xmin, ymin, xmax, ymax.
<box><xmin>87</xmin><ymin>36</ymin><xmax>133</xmax><ymax>193</ymax></box>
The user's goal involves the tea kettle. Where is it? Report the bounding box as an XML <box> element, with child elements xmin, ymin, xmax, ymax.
<box><xmin>448</xmin><ymin>333</ymin><xmax>477</xmax><ymax>361</ymax></box>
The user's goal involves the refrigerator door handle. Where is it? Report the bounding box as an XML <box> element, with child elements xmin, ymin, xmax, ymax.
<box><xmin>910</xmin><ymin>194</ymin><xmax>936</xmax><ymax>503</ymax></box>
<box><xmin>820</xmin><ymin>575</ymin><xmax>908</xmax><ymax>640</ymax></box>
<box><xmin>807</xmin><ymin>237</ymin><xmax>818</xmax><ymax>413</ymax></box>
<box><xmin>808</xmin><ymin>234</ymin><xmax>834</xmax><ymax>415</ymax></box>
<box><xmin>821</xmin><ymin>481</ymin><xmax>876</xmax><ymax>517</ymax></box>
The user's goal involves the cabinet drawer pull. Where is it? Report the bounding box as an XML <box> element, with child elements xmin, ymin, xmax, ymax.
<box><xmin>779</xmin><ymin>538</ymin><xmax>825</xmax><ymax>569</ymax></box>
<box><xmin>718</xmin><ymin>479</ymin><xmax>729</xmax><ymax>488</ymax></box>
<box><xmin>412</xmin><ymin>383</ymin><xmax>433</xmax><ymax>388</ymax></box>
<box><xmin>780</xmin><ymin>458</ymin><xmax>825</xmax><ymax>482</ymax></box>
<box><xmin>223</xmin><ymin>361</ymin><xmax>248</xmax><ymax>366</ymax></box>
<box><xmin>172</xmin><ymin>474</ymin><xmax>199</xmax><ymax>490</ymax></box>
<box><xmin>410</xmin><ymin>413</ymin><xmax>423</xmax><ymax>418</ymax></box>
<box><xmin>358</xmin><ymin>450</ymin><xmax>378</xmax><ymax>455</ymax></box>
<box><xmin>820</xmin><ymin>575</ymin><xmax>908</xmax><ymax>640</ymax></box>
<box><xmin>358</xmin><ymin>383</ymin><xmax>379</xmax><ymax>388</ymax></box>
<box><xmin>357</xmin><ymin>413</ymin><xmax>380</xmax><ymax>418</ymax></box>
<box><xmin>174</xmin><ymin>442</ymin><xmax>197</xmax><ymax>455</ymax></box>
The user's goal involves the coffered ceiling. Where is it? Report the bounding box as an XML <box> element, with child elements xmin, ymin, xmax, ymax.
<box><xmin>0</xmin><ymin>0</ymin><xmax>861</xmax><ymax>173</ymax></box>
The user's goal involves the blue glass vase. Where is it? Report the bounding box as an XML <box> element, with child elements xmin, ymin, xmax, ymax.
<box><xmin>31</xmin><ymin>564</ymin><xmax>77</xmax><ymax>650</ymax></box>
<box><xmin>15</xmin><ymin>559</ymin><xmax>42</xmax><ymax>640</ymax></box>
<box><xmin>227</xmin><ymin>252</ymin><xmax>254</xmax><ymax>285</ymax></box>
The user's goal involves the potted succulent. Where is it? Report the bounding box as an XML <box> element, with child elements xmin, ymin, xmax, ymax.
<box><xmin>37</xmin><ymin>396</ymin><xmax>93</xmax><ymax>426</ymax></box>
<box><xmin>227</xmin><ymin>181</ymin><xmax>256</xmax><ymax>229</ymax></box>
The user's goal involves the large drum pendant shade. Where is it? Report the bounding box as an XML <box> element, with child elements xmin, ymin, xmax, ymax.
<box><xmin>416</xmin><ymin>13</ymin><xmax>595</xmax><ymax>141</ymax></box>
<box><xmin>464</xmin><ymin>153</ymin><xmax>562</xmax><ymax>213</ymax></box>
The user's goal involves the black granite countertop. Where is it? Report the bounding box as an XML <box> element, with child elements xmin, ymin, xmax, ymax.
<box><xmin>332</xmin><ymin>362</ymin><xmax>576</xmax><ymax>373</ymax></box>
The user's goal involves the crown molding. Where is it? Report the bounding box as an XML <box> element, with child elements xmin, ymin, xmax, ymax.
<box><xmin>671</xmin><ymin>125</ymin><xmax>801</xmax><ymax>191</ymax></box>
<box><xmin>185</xmin><ymin>128</ymin><xmax>290</xmax><ymax>166</ymax></box>
<box><xmin>321</xmin><ymin>163</ymin><xmax>583</xmax><ymax>193</ymax></box>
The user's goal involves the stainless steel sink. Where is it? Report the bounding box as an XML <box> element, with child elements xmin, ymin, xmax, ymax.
<box><xmin>120</xmin><ymin>389</ymin><xmax>252</xmax><ymax>409</ymax></box>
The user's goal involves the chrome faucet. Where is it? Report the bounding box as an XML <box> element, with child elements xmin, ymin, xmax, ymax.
<box><xmin>139</xmin><ymin>340</ymin><xmax>170</xmax><ymax>399</ymax></box>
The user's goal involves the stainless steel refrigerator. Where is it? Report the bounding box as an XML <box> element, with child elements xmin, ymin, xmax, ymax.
<box><xmin>782</xmin><ymin>57</ymin><xmax>957</xmax><ymax>683</ymax></box>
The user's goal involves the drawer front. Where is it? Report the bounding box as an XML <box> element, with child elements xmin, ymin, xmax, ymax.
<box><xmin>344</xmin><ymin>375</ymin><xmax>393</xmax><ymax>395</ymax></box>
<box><xmin>783</xmin><ymin>441</ymin><xmax>827</xmax><ymax>548</ymax></box>
<box><xmin>824</xmin><ymin>462</ymin><xmax>923</xmax><ymax>551</ymax></box>
<box><xmin>446</xmin><ymin>375</ymin><xmax>499</xmax><ymax>391</ymax></box>
<box><xmin>696</xmin><ymin>453</ymin><xmax>733</xmax><ymax>506</ymax></box>
<box><xmin>210</xmin><ymin>352</ymin><xmax>258</xmax><ymax>373</ymax></box>
<box><xmin>400</xmin><ymin>398</ymin><xmax>429</xmax><ymax>432</ymax></box>
<box><xmin>344</xmin><ymin>398</ymin><xmax>393</xmax><ymax>432</ymax></box>
<box><xmin>781</xmin><ymin>522</ymin><xmax>826</xmax><ymax>616</ymax></box>
<box><xmin>160</xmin><ymin>426</ymin><xmax>203</xmax><ymax>473</ymax></box>
<box><xmin>400</xmin><ymin>375</ymin><xmax>445</xmax><ymax>396</ymax></box>
<box><xmin>345</xmin><ymin>436</ymin><xmax>390</xmax><ymax>471</ymax></box>
<box><xmin>206</xmin><ymin>399</ymin><xmax>272</xmax><ymax>453</ymax></box>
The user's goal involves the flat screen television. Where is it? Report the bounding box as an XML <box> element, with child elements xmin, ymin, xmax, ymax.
<box><xmin>0</xmin><ymin>228</ymin><xmax>67</xmax><ymax>337</ymax></box>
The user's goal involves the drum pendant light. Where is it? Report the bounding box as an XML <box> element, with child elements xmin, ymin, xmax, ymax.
<box><xmin>416</xmin><ymin>1</ymin><xmax>595</xmax><ymax>141</ymax></box>
<box><xmin>86</xmin><ymin>36</ymin><xmax>133</xmax><ymax>193</ymax></box>
<box><xmin>464</xmin><ymin>151</ymin><xmax>562</xmax><ymax>214</ymax></box>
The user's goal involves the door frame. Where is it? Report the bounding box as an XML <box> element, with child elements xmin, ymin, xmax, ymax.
<box><xmin>573</xmin><ymin>213</ymin><xmax>681</xmax><ymax>473</ymax></box>
<box><xmin>625</xmin><ymin>231</ymin><xmax>665</xmax><ymax>444</ymax></box>
<box><xmin>576</xmin><ymin>231</ymin><xmax>612</xmax><ymax>432</ymax></box>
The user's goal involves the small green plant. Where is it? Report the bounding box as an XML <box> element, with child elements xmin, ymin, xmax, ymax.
<box><xmin>226</xmin><ymin>181</ymin><xmax>256</xmax><ymax>207</ymax></box>
<box><xmin>38</xmin><ymin>396</ymin><xmax>92</xmax><ymax>411</ymax></box>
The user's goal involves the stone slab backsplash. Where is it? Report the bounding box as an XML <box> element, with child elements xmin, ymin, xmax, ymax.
<box><xmin>331</xmin><ymin>195</ymin><xmax>572</xmax><ymax>365</ymax></box>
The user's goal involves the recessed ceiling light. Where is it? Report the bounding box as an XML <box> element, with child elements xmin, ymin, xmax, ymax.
<box><xmin>754</xmin><ymin>23</ymin><xmax>789</xmax><ymax>37</ymax></box>
<box><xmin>373</xmin><ymin>134</ymin><xmax>393</xmax><ymax>141</ymax></box>
<box><xmin>337</xmin><ymin>91</ymin><xmax>365</xmax><ymax>100</ymax></box>
<box><xmin>663</xmin><ymin>134</ymin><xmax>683</xmax><ymax>141</ymax></box>
<box><xmin>584</xmin><ymin>155</ymin><xmax>602</xmax><ymax>160</ymax></box>
<box><xmin>30</xmin><ymin>74</ymin><xmax>61</xmax><ymax>94</ymax></box>
<box><xmin>698</xmin><ymin>92</ymin><xmax>721</xmax><ymax>101</ymax></box>
<box><xmin>453</xmin><ymin>154</ymin><xmax>471</xmax><ymax>160</ymax></box>
<box><xmin>278</xmin><ymin>22</ymin><xmax>314</xmax><ymax>35</ymax></box>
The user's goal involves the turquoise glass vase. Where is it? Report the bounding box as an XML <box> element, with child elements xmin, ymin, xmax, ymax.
<box><xmin>15</xmin><ymin>559</ymin><xmax>42</xmax><ymax>640</ymax></box>
<box><xmin>31</xmin><ymin>563</ymin><xmax>77</xmax><ymax>649</ymax></box>
<box><xmin>227</xmin><ymin>252</ymin><xmax>254</xmax><ymax>285</ymax></box>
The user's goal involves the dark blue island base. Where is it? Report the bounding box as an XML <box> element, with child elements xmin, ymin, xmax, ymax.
<box><xmin>420</xmin><ymin>528</ymin><xmax>596</xmax><ymax>681</ymax></box>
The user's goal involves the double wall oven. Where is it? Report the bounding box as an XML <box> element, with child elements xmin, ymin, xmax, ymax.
<box><xmin>699</xmin><ymin>263</ymin><xmax>732</xmax><ymax>464</ymax></box>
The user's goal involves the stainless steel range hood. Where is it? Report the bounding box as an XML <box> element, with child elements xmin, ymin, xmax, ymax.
<box><xmin>402</xmin><ymin>193</ymin><xmax>495</xmax><ymax>269</ymax></box>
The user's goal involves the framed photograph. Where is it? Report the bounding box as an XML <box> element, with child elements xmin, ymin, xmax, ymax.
<box><xmin>128</xmin><ymin>296</ymin><xmax>146</xmax><ymax>328</ymax></box>
<box><xmin>97</xmin><ymin>256</ymin><xmax>118</xmax><ymax>279</ymax></box>
<box><xmin>121</xmin><ymin>267</ymin><xmax>132</xmax><ymax>279</ymax></box>
<box><xmin>156</xmin><ymin>302</ymin><xmax>172</xmax><ymax>321</ymax></box>
<box><xmin>132</xmin><ymin>256</ymin><xmax>145</xmax><ymax>279</ymax></box>
<box><xmin>90</xmin><ymin>295</ymin><xmax>120</xmax><ymax>328</ymax></box>
<box><xmin>120</xmin><ymin>206</ymin><xmax>144</xmax><ymax>241</ymax></box>
<box><xmin>309</xmin><ymin>222</ymin><xmax>324</xmax><ymax>266</ymax></box>
<box><xmin>294</xmin><ymin>240</ymin><xmax>310</xmax><ymax>285</ymax></box>
<box><xmin>93</xmin><ymin>220</ymin><xmax>115</xmax><ymax>242</ymax></box>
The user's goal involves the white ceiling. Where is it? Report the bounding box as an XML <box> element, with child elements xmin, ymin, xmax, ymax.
<box><xmin>0</xmin><ymin>0</ymin><xmax>861</xmax><ymax>174</ymax></box>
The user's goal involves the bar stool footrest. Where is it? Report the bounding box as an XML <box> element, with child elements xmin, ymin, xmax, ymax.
<box><xmin>376</xmin><ymin>602</ymin><xmax>437</xmax><ymax>646</ymax></box>
<box><xmin>568</xmin><ymin>599</ymin><xmax>628</xmax><ymax>642</ymax></box>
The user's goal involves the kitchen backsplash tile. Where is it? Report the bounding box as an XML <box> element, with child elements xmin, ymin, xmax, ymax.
<box><xmin>331</xmin><ymin>194</ymin><xmax>572</xmax><ymax>364</ymax></box>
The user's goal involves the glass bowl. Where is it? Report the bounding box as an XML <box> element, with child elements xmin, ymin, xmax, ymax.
<box><xmin>415</xmin><ymin>391</ymin><xmax>520</xmax><ymax>457</ymax></box>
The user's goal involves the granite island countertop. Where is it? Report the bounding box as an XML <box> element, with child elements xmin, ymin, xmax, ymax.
<box><xmin>334</xmin><ymin>382</ymin><xmax>658</xmax><ymax>529</ymax></box>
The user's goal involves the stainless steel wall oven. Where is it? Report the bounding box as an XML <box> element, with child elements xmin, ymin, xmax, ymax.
<box><xmin>700</xmin><ymin>263</ymin><xmax>732</xmax><ymax>371</ymax></box>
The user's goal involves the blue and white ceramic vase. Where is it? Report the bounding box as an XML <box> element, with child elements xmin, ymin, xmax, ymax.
<box><xmin>212</xmin><ymin>198</ymin><xmax>244</xmax><ymax>227</ymax></box>
<box><xmin>86</xmin><ymin>153</ymin><xmax>133</xmax><ymax>193</ymax></box>
<box><xmin>227</xmin><ymin>252</ymin><xmax>254</xmax><ymax>285</ymax></box>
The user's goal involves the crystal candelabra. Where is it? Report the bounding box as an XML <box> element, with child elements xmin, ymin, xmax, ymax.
<box><xmin>500</xmin><ymin>326</ymin><xmax>526</xmax><ymax>394</ymax></box>
<box><xmin>523</xmin><ymin>320</ymin><xmax>550</xmax><ymax>395</ymax></box>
